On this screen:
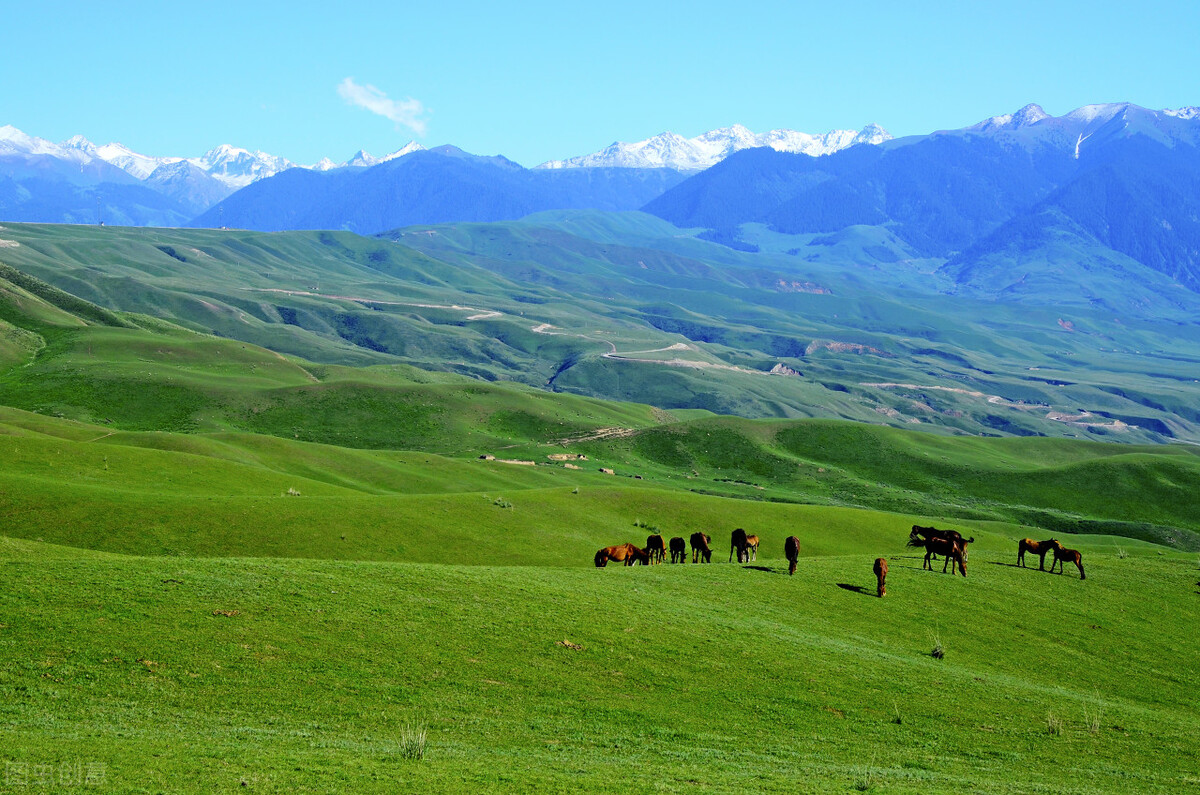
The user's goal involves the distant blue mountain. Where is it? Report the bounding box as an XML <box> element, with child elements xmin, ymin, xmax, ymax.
<box><xmin>191</xmin><ymin>146</ymin><xmax>690</xmax><ymax>233</ymax></box>
<box><xmin>643</xmin><ymin>102</ymin><xmax>1200</xmax><ymax>297</ymax></box>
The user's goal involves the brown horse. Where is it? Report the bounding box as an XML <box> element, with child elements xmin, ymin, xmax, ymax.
<box><xmin>874</xmin><ymin>557</ymin><xmax>888</xmax><ymax>597</ymax></box>
<box><xmin>594</xmin><ymin>543</ymin><xmax>651</xmax><ymax>567</ymax></box>
<box><xmin>730</xmin><ymin>528</ymin><xmax>749</xmax><ymax>563</ymax></box>
<box><xmin>784</xmin><ymin>536</ymin><xmax>800</xmax><ymax>576</ymax></box>
<box><xmin>1049</xmin><ymin>543</ymin><xmax>1085</xmax><ymax>579</ymax></box>
<box><xmin>919</xmin><ymin>536</ymin><xmax>967</xmax><ymax>577</ymax></box>
<box><xmin>645</xmin><ymin>534</ymin><xmax>666</xmax><ymax>564</ymax></box>
<box><xmin>669</xmin><ymin>536</ymin><xmax>687</xmax><ymax>564</ymax></box>
<box><xmin>1017</xmin><ymin>537</ymin><xmax>1059</xmax><ymax>570</ymax></box>
<box><xmin>742</xmin><ymin>534</ymin><xmax>760</xmax><ymax>562</ymax></box>
<box><xmin>690</xmin><ymin>532</ymin><xmax>712</xmax><ymax>563</ymax></box>
<box><xmin>909</xmin><ymin>525</ymin><xmax>973</xmax><ymax>563</ymax></box>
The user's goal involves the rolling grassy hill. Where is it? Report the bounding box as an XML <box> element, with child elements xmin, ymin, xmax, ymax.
<box><xmin>4</xmin><ymin>219</ymin><xmax>1200</xmax><ymax>443</ymax></box>
<box><xmin>2</xmin><ymin>230</ymin><xmax>1200</xmax><ymax>791</ymax></box>
<box><xmin>3</xmin><ymin>539</ymin><xmax>1197</xmax><ymax>793</ymax></box>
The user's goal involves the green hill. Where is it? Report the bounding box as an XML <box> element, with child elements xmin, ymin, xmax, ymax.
<box><xmin>4</xmin><ymin>219</ymin><xmax>1200</xmax><ymax>442</ymax></box>
<box><xmin>2</xmin><ymin>230</ymin><xmax>1200</xmax><ymax>791</ymax></box>
<box><xmin>2</xmin><ymin>540</ymin><xmax>1197</xmax><ymax>793</ymax></box>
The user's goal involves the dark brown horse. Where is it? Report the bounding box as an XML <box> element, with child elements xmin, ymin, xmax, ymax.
<box><xmin>874</xmin><ymin>557</ymin><xmax>888</xmax><ymax>597</ymax></box>
<box><xmin>743</xmin><ymin>534</ymin><xmax>760</xmax><ymax>562</ymax></box>
<box><xmin>909</xmin><ymin>525</ymin><xmax>973</xmax><ymax>563</ymax></box>
<box><xmin>919</xmin><ymin>536</ymin><xmax>967</xmax><ymax>577</ymax></box>
<box><xmin>784</xmin><ymin>536</ymin><xmax>800</xmax><ymax>576</ymax></box>
<box><xmin>1049</xmin><ymin>543</ymin><xmax>1085</xmax><ymax>579</ymax></box>
<box><xmin>690</xmin><ymin>532</ymin><xmax>712</xmax><ymax>563</ymax></box>
<box><xmin>1017</xmin><ymin>538</ymin><xmax>1059</xmax><ymax>570</ymax></box>
<box><xmin>594</xmin><ymin>543</ymin><xmax>651</xmax><ymax>567</ymax></box>
<box><xmin>645</xmin><ymin>534</ymin><xmax>666</xmax><ymax>564</ymax></box>
<box><xmin>730</xmin><ymin>528</ymin><xmax>749</xmax><ymax>563</ymax></box>
<box><xmin>669</xmin><ymin>536</ymin><xmax>687</xmax><ymax>564</ymax></box>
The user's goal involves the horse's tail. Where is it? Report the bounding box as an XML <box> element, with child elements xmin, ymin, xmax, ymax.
<box><xmin>906</xmin><ymin>536</ymin><xmax>924</xmax><ymax>548</ymax></box>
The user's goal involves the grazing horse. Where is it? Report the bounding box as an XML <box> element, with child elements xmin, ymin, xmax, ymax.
<box><xmin>743</xmin><ymin>535</ymin><xmax>760</xmax><ymax>562</ymax></box>
<box><xmin>1049</xmin><ymin>543</ymin><xmax>1086</xmax><ymax>579</ymax></box>
<box><xmin>594</xmin><ymin>543</ymin><xmax>651</xmax><ymax>567</ymax></box>
<box><xmin>784</xmin><ymin>536</ymin><xmax>800</xmax><ymax>576</ymax></box>
<box><xmin>645</xmin><ymin>534</ymin><xmax>667</xmax><ymax>564</ymax></box>
<box><xmin>669</xmin><ymin>536</ymin><xmax>687</xmax><ymax>564</ymax></box>
<box><xmin>1017</xmin><ymin>538</ymin><xmax>1059</xmax><ymax>570</ymax></box>
<box><xmin>690</xmin><ymin>532</ymin><xmax>712</xmax><ymax>563</ymax></box>
<box><xmin>874</xmin><ymin>557</ymin><xmax>888</xmax><ymax>597</ymax></box>
<box><xmin>909</xmin><ymin>525</ymin><xmax>973</xmax><ymax>563</ymax></box>
<box><xmin>730</xmin><ymin>528</ymin><xmax>749</xmax><ymax>563</ymax></box>
<box><xmin>919</xmin><ymin>536</ymin><xmax>967</xmax><ymax>577</ymax></box>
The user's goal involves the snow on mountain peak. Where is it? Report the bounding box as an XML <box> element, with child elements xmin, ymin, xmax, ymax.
<box><xmin>535</xmin><ymin>123</ymin><xmax>892</xmax><ymax>170</ymax></box>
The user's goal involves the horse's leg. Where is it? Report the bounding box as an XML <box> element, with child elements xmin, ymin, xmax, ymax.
<box><xmin>1017</xmin><ymin>546</ymin><xmax>1024</xmax><ymax>567</ymax></box>
<box><xmin>1039</xmin><ymin>550</ymin><xmax>1046</xmax><ymax>571</ymax></box>
<box><xmin>942</xmin><ymin>553</ymin><xmax>950</xmax><ymax>573</ymax></box>
<box><xmin>1076</xmin><ymin>558</ymin><xmax>1086</xmax><ymax>580</ymax></box>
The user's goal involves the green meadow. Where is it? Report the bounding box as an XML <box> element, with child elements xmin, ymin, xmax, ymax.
<box><xmin>1</xmin><ymin>227</ymin><xmax>1199</xmax><ymax>791</ymax></box>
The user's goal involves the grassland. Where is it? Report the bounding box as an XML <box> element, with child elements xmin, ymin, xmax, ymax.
<box><xmin>3</xmin><ymin>538</ymin><xmax>1198</xmax><ymax>793</ymax></box>
<box><xmin>4</xmin><ymin>219</ymin><xmax>1200</xmax><ymax>442</ymax></box>
<box><xmin>2</xmin><ymin>232</ymin><xmax>1200</xmax><ymax>791</ymax></box>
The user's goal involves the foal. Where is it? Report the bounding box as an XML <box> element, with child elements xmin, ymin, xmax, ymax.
<box><xmin>1049</xmin><ymin>543</ymin><xmax>1086</xmax><ymax>579</ymax></box>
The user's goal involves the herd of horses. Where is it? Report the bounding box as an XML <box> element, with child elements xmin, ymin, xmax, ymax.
<box><xmin>595</xmin><ymin>523</ymin><xmax>1087</xmax><ymax>585</ymax></box>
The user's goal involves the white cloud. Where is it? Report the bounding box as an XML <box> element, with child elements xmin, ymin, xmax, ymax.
<box><xmin>337</xmin><ymin>77</ymin><xmax>429</xmax><ymax>137</ymax></box>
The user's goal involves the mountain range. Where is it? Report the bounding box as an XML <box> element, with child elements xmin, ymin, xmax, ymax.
<box><xmin>536</xmin><ymin>123</ymin><xmax>891</xmax><ymax>170</ymax></box>
<box><xmin>3</xmin><ymin>102</ymin><xmax>1199</xmax><ymax>317</ymax></box>
<box><xmin>644</xmin><ymin>102</ymin><xmax>1200</xmax><ymax>309</ymax></box>
<box><xmin>0</xmin><ymin>120</ymin><xmax>890</xmax><ymax>223</ymax></box>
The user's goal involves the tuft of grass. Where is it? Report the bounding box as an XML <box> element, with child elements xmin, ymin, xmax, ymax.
<box><xmin>892</xmin><ymin>700</ymin><xmax>903</xmax><ymax>725</ymax></box>
<box><xmin>930</xmin><ymin>631</ymin><xmax>945</xmax><ymax>660</ymax></box>
<box><xmin>1116</xmin><ymin>547</ymin><xmax>1128</xmax><ymax>559</ymax></box>
<box><xmin>853</xmin><ymin>755</ymin><xmax>879</xmax><ymax>792</ymax></box>
<box><xmin>396</xmin><ymin>722</ymin><xmax>428</xmax><ymax>761</ymax></box>
<box><xmin>1046</xmin><ymin>713</ymin><xmax>1064</xmax><ymax>736</ymax></box>
<box><xmin>1084</xmin><ymin>702</ymin><xmax>1104</xmax><ymax>735</ymax></box>
<box><xmin>285</xmin><ymin>487</ymin><xmax>301</xmax><ymax>497</ymax></box>
<box><xmin>492</xmin><ymin>497</ymin><xmax>512</xmax><ymax>509</ymax></box>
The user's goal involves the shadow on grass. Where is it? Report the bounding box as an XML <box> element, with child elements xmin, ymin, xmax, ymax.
<box><xmin>836</xmin><ymin>583</ymin><xmax>873</xmax><ymax>596</ymax></box>
<box><xmin>743</xmin><ymin>565</ymin><xmax>785</xmax><ymax>576</ymax></box>
<box><xmin>989</xmin><ymin>561</ymin><xmax>1048</xmax><ymax>571</ymax></box>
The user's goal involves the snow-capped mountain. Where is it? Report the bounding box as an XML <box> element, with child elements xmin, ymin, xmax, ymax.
<box><xmin>0</xmin><ymin>125</ymin><xmax>435</xmax><ymax>221</ymax></box>
<box><xmin>536</xmin><ymin>123</ymin><xmax>892</xmax><ymax>170</ymax></box>
<box><xmin>342</xmin><ymin>142</ymin><xmax>425</xmax><ymax>169</ymax></box>
<box><xmin>934</xmin><ymin>102</ymin><xmax>1200</xmax><ymax>156</ymax></box>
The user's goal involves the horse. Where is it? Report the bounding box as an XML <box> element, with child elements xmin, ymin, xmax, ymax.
<box><xmin>730</xmin><ymin>528</ymin><xmax>749</xmax><ymax>563</ymax></box>
<box><xmin>690</xmin><ymin>532</ymin><xmax>712</xmax><ymax>563</ymax></box>
<box><xmin>874</xmin><ymin>557</ymin><xmax>888</xmax><ymax>597</ymax></box>
<box><xmin>669</xmin><ymin>536</ymin><xmax>687</xmax><ymax>564</ymax></box>
<box><xmin>743</xmin><ymin>535</ymin><xmax>760</xmax><ymax>562</ymax></box>
<box><xmin>1049</xmin><ymin>543</ymin><xmax>1085</xmax><ymax>579</ymax></box>
<box><xmin>645</xmin><ymin>534</ymin><xmax>667</xmax><ymax>564</ymax></box>
<box><xmin>918</xmin><ymin>535</ymin><xmax>967</xmax><ymax>577</ymax></box>
<box><xmin>594</xmin><ymin>543</ymin><xmax>651</xmax><ymax>567</ymax></box>
<box><xmin>1017</xmin><ymin>537</ymin><xmax>1059</xmax><ymax>570</ymax></box>
<box><xmin>909</xmin><ymin>525</ymin><xmax>973</xmax><ymax>563</ymax></box>
<box><xmin>784</xmin><ymin>536</ymin><xmax>800</xmax><ymax>576</ymax></box>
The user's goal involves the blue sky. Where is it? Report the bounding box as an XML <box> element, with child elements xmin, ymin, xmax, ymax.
<box><xmin>8</xmin><ymin>0</ymin><xmax>1199</xmax><ymax>166</ymax></box>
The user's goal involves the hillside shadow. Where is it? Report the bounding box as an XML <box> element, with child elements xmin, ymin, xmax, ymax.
<box><xmin>836</xmin><ymin>583</ymin><xmax>872</xmax><ymax>596</ymax></box>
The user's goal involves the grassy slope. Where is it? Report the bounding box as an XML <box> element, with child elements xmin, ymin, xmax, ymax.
<box><xmin>2</xmin><ymin>232</ymin><xmax>1199</xmax><ymax>792</ymax></box>
<box><xmin>2</xmin><ymin>540</ymin><xmax>1197</xmax><ymax>793</ymax></box>
<box><xmin>6</xmin><ymin>220</ymin><xmax>1200</xmax><ymax>442</ymax></box>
